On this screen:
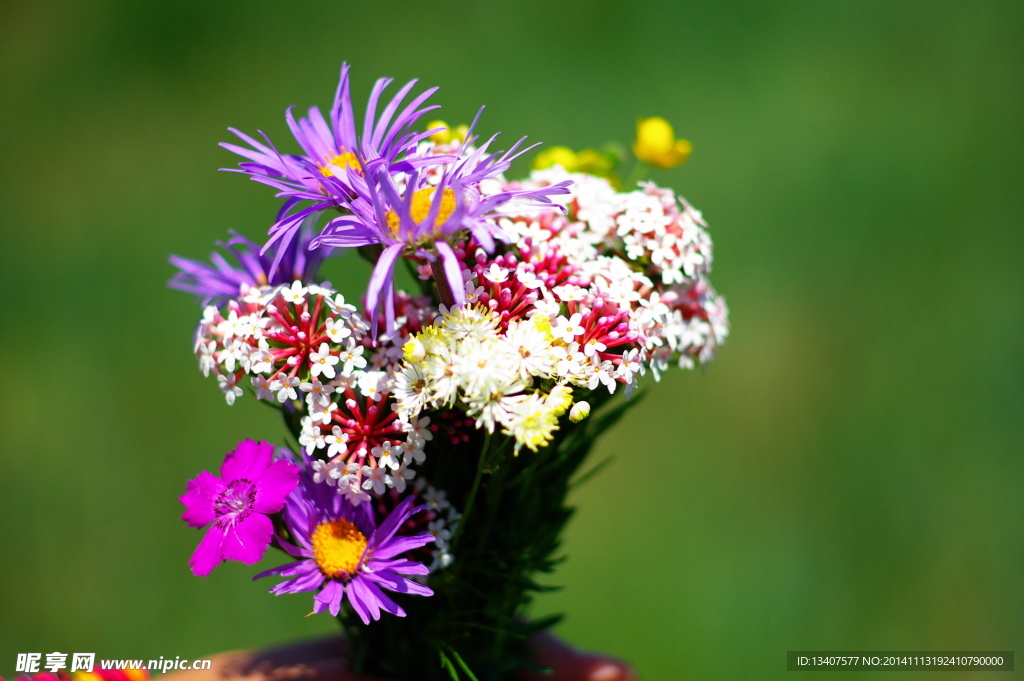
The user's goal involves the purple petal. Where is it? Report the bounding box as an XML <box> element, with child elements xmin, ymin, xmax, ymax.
<box><xmin>347</xmin><ymin>577</ymin><xmax>381</xmax><ymax>623</ymax></box>
<box><xmin>362</xmin><ymin>579</ymin><xmax>406</xmax><ymax>617</ymax></box>
<box><xmin>367</xmin><ymin>569</ymin><xmax>433</xmax><ymax>597</ymax></box>
<box><xmin>254</xmin><ymin>558</ymin><xmax>313</xmax><ymax>581</ymax></box>
<box><xmin>370</xmin><ymin>496</ymin><xmax>425</xmax><ymax>548</ymax></box>
<box><xmin>315</xmin><ymin>579</ymin><xmax>346</xmax><ymax>617</ymax></box>
<box><xmin>371</xmin><ymin>557</ymin><xmax>431</xmax><ymax>576</ymax></box>
<box><xmin>364</xmin><ymin>244</ymin><xmax>402</xmax><ymax>330</ymax></box>
<box><xmin>369</xmin><ymin>533</ymin><xmax>435</xmax><ymax>562</ymax></box>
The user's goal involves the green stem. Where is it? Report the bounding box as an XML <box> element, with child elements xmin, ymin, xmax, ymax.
<box><xmin>624</xmin><ymin>160</ymin><xmax>650</xmax><ymax>189</ymax></box>
<box><xmin>451</xmin><ymin>431</ymin><xmax>491</xmax><ymax>550</ymax></box>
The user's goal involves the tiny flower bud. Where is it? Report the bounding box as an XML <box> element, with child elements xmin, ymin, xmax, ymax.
<box><xmin>569</xmin><ymin>401</ymin><xmax>591</xmax><ymax>423</ymax></box>
<box><xmin>403</xmin><ymin>337</ymin><xmax>426</xmax><ymax>363</ymax></box>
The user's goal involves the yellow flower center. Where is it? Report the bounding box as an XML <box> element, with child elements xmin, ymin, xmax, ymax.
<box><xmin>318</xmin><ymin>150</ymin><xmax>362</xmax><ymax>177</ymax></box>
<box><xmin>385</xmin><ymin>187</ymin><xmax>457</xmax><ymax>238</ymax></box>
<box><xmin>311</xmin><ymin>517</ymin><xmax>368</xmax><ymax>578</ymax></box>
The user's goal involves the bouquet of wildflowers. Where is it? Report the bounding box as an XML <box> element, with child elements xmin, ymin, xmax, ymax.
<box><xmin>170</xmin><ymin>64</ymin><xmax>728</xmax><ymax>681</ymax></box>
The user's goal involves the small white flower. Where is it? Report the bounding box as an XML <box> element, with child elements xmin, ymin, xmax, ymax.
<box><xmin>339</xmin><ymin>341</ymin><xmax>367</xmax><ymax>373</ymax></box>
<box><xmin>361</xmin><ymin>465</ymin><xmax>389</xmax><ymax>495</ymax></box>
<box><xmin>311</xmin><ymin>459</ymin><xmax>338</xmax><ymax>486</ymax></box>
<box><xmin>251</xmin><ymin>375</ymin><xmax>275</xmax><ymax>401</ymax></box>
<box><xmin>423</xmin><ymin>486</ymin><xmax>450</xmax><ymax>512</ymax></box>
<box><xmin>483</xmin><ymin>263</ymin><xmax>510</xmax><ymax>283</ymax></box>
<box><xmin>299</xmin><ymin>421</ymin><xmax>326</xmax><ymax>453</ymax></box>
<box><xmin>582</xmin><ymin>337</ymin><xmax>607</xmax><ymax>357</ymax></box>
<box><xmin>553</xmin><ymin>285</ymin><xmax>587</xmax><ymax>302</ymax></box>
<box><xmin>270</xmin><ymin>373</ymin><xmax>300</xmax><ymax>402</ymax></box>
<box><xmin>300</xmin><ymin>377</ymin><xmax>334</xmax><ymax>404</ymax></box>
<box><xmin>248</xmin><ymin>345</ymin><xmax>274</xmax><ymax>375</ymax></box>
<box><xmin>391</xmin><ymin>460</ymin><xmax>416</xmax><ymax>493</ymax></box>
<box><xmin>197</xmin><ymin>340</ymin><xmax>217</xmax><ymax>377</ymax></box>
<box><xmin>339</xmin><ymin>478</ymin><xmax>370</xmax><ymax>504</ymax></box>
<box><xmin>515</xmin><ymin>267</ymin><xmax>544</xmax><ymax>290</ymax></box>
<box><xmin>218</xmin><ymin>373</ymin><xmax>243</xmax><ymax>405</ymax></box>
<box><xmin>309</xmin><ymin>398</ymin><xmax>338</xmax><ymax>425</ymax></box>
<box><xmin>326</xmin><ymin>293</ymin><xmax>357</xmax><ymax>318</ymax></box>
<box><xmin>325</xmin><ymin>426</ymin><xmax>349</xmax><ymax>458</ymax></box>
<box><xmin>325</xmin><ymin>317</ymin><xmax>352</xmax><ymax>343</ymax></box>
<box><xmin>403</xmin><ymin>415</ymin><xmax>434</xmax><ymax>449</ymax></box>
<box><xmin>464</xmin><ymin>281</ymin><xmax>486</xmax><ymax>304</ymax></box>
<box><xmin>427</xmin><ymin>519</ymin><xmax>451</xmax><ymax>543</ymax></box>
<box><xmin>553</xmin><ymin>313</ymin><xmax>586</xmax><ymax>343</ymax></box>
<box><xmin>358</xmin><ymin>371</ymin><xmax>390</xmax><ymax>402</ymax></box>
<box><xmin>308</xmin><ymin>342</ymin><xmax>340</xmax><ymax>379</ymax></box>
<box><xmin>372</xmin><ymin>441</ymin><xmax>403</xmax><ymax>470</ymax></box>
<box><xmin>279</xmin><ymin>281</ymin><xmax>308</xmax><ymax>304</ymax></box>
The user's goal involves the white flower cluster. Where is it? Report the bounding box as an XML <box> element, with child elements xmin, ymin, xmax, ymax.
<box><xmin>501</xmin><ymin>168</ymin><xmax>729</xmax><ymax>375</ymax></box>
<box><xmin>396</xmin><ymin>305</ymin><xmax>577</xmax><ymax>453</ymax></box>
<box><xmin>193</xmin><ymin>280</ymin><xmax>441</xmax><ymax>503</ymax></box>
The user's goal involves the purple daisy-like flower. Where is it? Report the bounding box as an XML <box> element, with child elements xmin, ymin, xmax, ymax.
<box><xmin>311</xmin><ymin>118</ymin><xmax>572</xmax><ymax>331</ymax></box>
<box><xmin>169</xmin><ymin>217</ymin><xmax>327</xmax><ymax>305</ymax></box>
<box><xmin>180</xmin><ymin>439</ymin><xmax>300</xmax><ymax>577</ymax></box>
<box><xmin>255</xmin><ymin>475</ymin><xmax>434</xmax><ymax>623</ymax></box>
<box><xmin>222</xmin><ymin>63</ymin><xmax>449</xmax><ymax>265</ymax></box>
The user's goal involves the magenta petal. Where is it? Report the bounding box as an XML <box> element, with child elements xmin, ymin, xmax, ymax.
<box><xmin>220</xmin><ymin>439</ymin><xmax>274</xmax><ymax>481</ymax></box>
<box><xmin>180</xmin><ymin>471</ymin><xmax>223</xmax><ymax>527</ymax></box>
<box><xmin>221</xmin><ymin>513</ymin><xmax>273</xmax><ymax>565</ymax></box>
<box><xmin>252</xmin><ymin>459</ymin><xmax>300</xmax><ymax>513</ymax></box>
<box><xmin>189</xmin><ymin>527</ymin><xmax>227</xmax><ymax>577</ymax></box>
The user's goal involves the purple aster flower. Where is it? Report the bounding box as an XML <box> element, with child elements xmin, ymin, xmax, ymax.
<box><xmin>180</xmin><ymin>440</ymin><xmax>300</xmax><ymax>577</ymax></box>
<box><xmin>168</xmin><ymin>217</ymin><xmax>327</xmax><ymax>306</ymax></box>
<box><xmin>310</xmin><ymin>117</ymin><xmax>572</xmax><ymax>332</ymax></box>
<box><xmin>221</xmin><ymin>63</ymin><xmax>450</xmax><ymax>266</ymax></box>
<box><xmin>255</xmin><ymin>476</ymin><xmax>434</xmax><ymax>623</ymax></box>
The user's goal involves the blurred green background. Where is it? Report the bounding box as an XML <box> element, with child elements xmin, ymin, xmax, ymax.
<box><xmin>1</xmin><ymin>1</ymin><xmax>1021</xmax><ymax>679</ymax></box>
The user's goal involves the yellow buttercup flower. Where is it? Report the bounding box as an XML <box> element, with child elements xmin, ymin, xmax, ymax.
<box><xmin>532</xmin><ymin>146</ymin><xmax>615</xmax><ymax>176</ymax></box>
<box><xmin>633</xmin><ymin>117</ymin><xmax>692</xmax><ymax>169</ymax></box>
<box><xmin>427</xmin><ymin>120</ymin><xmax>469</xmax><ymax>145</ymax></box>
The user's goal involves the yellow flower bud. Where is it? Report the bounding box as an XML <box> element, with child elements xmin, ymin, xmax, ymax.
<box><xmin>428</xmin><ymin>120</ymin><xmax>470</xmax><ymax>146</ymax></box>
<box><xmin>403</xmin><ymin>336</ymin><xmax>426</xmax><ymax>364</ymax></box>
<box><xmin>532</xmin><ymin>146</ymin><xmax>580</xmax><ymax>171</ymax></box>
<box><xmin>569</xmin><ymin>401</ymin><xmax>591</xmax><ymax>423</ymax></box>
<box><xmin>427</xmin><ymin>120</ymin><xmax>452</xmax><ymax>145</ymax></box>
<box><xmin>545</xmin><ymin>385</ymin><xmax>574</xmax><ymax>417</ymax></box>
<box><xmin>633</xmin><ymin>117</ymin><xmax>692</xmax><ymax>169</ymax></box>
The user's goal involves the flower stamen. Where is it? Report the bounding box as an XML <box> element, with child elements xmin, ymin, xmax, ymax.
<box><xmin>318</xmin><ymin>150</ymin><xmax>362</xmax><ymax>178</ymax></box>
<box><xmin>311</xmin><ymin>517</ymin><xmax>368</xmax><ymax>578</ymax></box>
<box><xmin>386</xmin><ymin>188</ymin><xmax>456</xmax><ymax>238</ymax></box>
